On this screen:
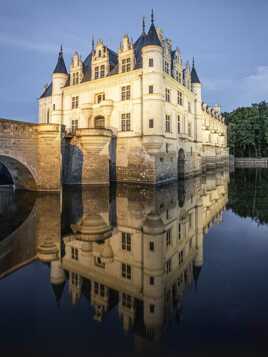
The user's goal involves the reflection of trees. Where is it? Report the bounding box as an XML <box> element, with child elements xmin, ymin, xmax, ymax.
<box><xmin>228</xmin><ymin>168</ymin><xmax>268</xmax><ymax>224</ymax></box>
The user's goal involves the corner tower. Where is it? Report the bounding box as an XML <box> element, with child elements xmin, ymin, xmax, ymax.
<box><xmin>142</xmin><ymin>10</ymin><xmax>164</xmax><ymax>137</ymax></box>
<box><xmin>51</xmin><ymin>46</ymin><xmax>68</xmax><ymax>124</ymax></box>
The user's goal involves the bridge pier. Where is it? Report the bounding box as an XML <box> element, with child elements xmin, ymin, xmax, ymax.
<box><xmin>63</xmin><ymin>128</ymin><xmax>112</xmax><ymax>185</ymax></box>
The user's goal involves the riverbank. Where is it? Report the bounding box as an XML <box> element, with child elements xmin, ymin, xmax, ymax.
<box><xmin>233</xmin><ymin>157</ymin><xmax>268</xmax><ymax>168</ymax></box>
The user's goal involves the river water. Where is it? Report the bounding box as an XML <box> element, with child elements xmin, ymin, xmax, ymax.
<box><xmin>0</xmin><ymin>169</ymin><xmax>267</xmax><ymax>356</ymax></box>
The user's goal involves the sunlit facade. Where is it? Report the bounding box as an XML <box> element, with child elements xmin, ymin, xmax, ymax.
<box><xmin>38</xmin><ymin>13</ymin><xmax>228</xmax><ymax>183</ymax></box>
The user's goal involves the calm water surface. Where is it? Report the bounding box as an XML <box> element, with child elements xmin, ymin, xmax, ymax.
<box><xmin>0</xmin><ymin>169</ymin><xmax>268</xmax><ymax>357</ymax></box>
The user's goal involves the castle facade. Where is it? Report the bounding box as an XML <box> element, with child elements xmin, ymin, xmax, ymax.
<box><xmin>39</xmin><ymin>13</ymin><xmax>228</xmax><ymax>185</ymax></box>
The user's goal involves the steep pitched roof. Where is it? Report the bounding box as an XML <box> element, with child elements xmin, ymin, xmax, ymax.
<box><xmin>134</xmin><ymin>32</ymin><xmax>147</xmax><ymax>68</ymax></box>
<box><xmin>40</xmin><ymin>82</ymin><xmax>52</xmax><ymax>98</ymax></box>
<box><xmin>144</xmin><ymin>22</ymin><xmax>161</xmax><ymax>47</ymax></box>
<box><xmin>53</xmin><ymin>46</ymin><xmax>68</xmax><ymax>74</ymax></box>
<box><xmin>191</xmin><ymin>59</ymin><xmax>201</xmax><ymax>84</ymax></box>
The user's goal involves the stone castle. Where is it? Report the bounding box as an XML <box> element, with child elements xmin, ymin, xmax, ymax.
<box><xmin>37</xmin><ymin>11</ymin><xmax>228</xmax><ymax>186</ymax></box>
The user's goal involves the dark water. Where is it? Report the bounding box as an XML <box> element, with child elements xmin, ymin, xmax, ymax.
<box><xmin>0</xmin><ymin>169</ymin><xmax>268</xmax><ymax>357</ymax></box>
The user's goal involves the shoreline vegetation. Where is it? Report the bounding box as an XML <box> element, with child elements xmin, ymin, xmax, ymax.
<box><xmin>225</xmin><ymin>101</ymin><xmax>268</xmax><ymax>158</ymax></box>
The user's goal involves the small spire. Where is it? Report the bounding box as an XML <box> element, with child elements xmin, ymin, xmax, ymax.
<box><xmin>142</xmin><ymin>16</ymin><xmax>145</xmax><ymax>33</ymax></box>
<box><xmin>192</xmin><ymin>56</ymin><xmax>195</xmax><ymax>68</ymax></box>
<box><xmin>151</xmin><ymin>9</ymin><xmax>154</xmax><ymax>24</ymax></box>
<box><xmin>60</xmin><ymin>44</ymin><xmax>63</xmax><ymax>55</ymax></box>
<box><xmin>92</xmin><ymin>35</ymin><xmax>95</xmax><ymax>51</ymax></box>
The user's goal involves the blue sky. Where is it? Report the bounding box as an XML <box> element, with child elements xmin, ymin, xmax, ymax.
<box><xmin>1</xmin><ymin>0</ymin><xmax>267</xmax><ymax>122</ymax></box>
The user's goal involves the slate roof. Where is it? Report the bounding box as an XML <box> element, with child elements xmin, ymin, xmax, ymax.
<box><xmin>144</xmin><ymin>22</ymin><xmax>162</xmax><ymax>47</ymax></box>
<box><xmin>134</xmin><ymin>32</ymin><xmax>147</xmax><ymax>68</ymax></box>
<box><xmin>191</xmin><ymin>61</ymin><xmax>201</xmax><ymax>84</ymax></box>
<box><xmin>40</xmin><ymin>82</ymin><xmax>52</xmax><ymax>98</ymax></box>
<box><xmin>53</xmin><ymin>47</ymin><xmax>68</xmax><ymax>74</ymax></box>
<box><xmin>40</xmin><ymin>17</ymin><xmax>201</xmax><ymax>98</ymax></box>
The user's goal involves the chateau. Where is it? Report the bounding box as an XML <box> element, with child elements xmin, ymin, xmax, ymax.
<box><xmin>38</xmin><ymin>12</ymin><xmax>228</xmax><ymax>185</ymax></box>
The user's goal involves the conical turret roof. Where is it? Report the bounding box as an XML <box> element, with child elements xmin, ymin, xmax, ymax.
<box><xmin>191</xmin><ymin>58</ymin><xmax>201</xmax><ymax>84</ymax></box>
<box><xmin>144</xmin><ymin>10</ymin><xmax>161</xmax><ymax>47</ymax></box>
<box><xmin>53</xmin><ymin>45</ymin><xmax>68</xmax><ymax>74</ymax></box>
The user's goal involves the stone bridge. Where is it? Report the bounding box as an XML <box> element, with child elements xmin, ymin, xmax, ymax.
<box><xmin>0</xmin><ymin>119</ymin><xmax>63</xmax><ymax>191</ymax></box>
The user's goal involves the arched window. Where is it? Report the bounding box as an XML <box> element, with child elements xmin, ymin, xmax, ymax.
<box><xmin>95</xmin><ymin>116</ymin><xmax>105</xmax><ymax>129</ymax></box>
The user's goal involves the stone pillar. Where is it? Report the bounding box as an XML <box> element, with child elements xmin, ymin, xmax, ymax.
<box><xmin>67</xmin><ymin>128</ymin><xmax>112</xmax><ymax>185</ymax></box>
<box><xmin>37</xmin><ymin>124</ymin><xmax>64</xmax><ymax>191</ymax></box>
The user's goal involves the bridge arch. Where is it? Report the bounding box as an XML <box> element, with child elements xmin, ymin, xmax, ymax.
<box><xmin>0</xmin><ymin>155</ymin><xmax>37</xmax><ymax>191</ymax></box>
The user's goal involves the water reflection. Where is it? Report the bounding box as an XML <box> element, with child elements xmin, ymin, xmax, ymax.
<box><xmin>0</xmin><ymin>170</ymin><xmax>229</xmax><ymax>343</ymax></box>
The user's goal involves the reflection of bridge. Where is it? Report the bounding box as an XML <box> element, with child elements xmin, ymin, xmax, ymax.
<box><xmin>0</xmin><ymin>170</ymin><xmax>229</xmax><ymax>342</ymax></box>
<box><xmin>0</xmin><ymin>119</ymin><xmax>63</xmax><ymax>190</ymax></box>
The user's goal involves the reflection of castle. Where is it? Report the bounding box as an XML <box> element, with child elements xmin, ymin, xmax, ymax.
<box><xmin>62</xmin><ymin>171</ymin><xmax>229</xmax><ymax>340</ymax></box>
<box><xmin>0</xmin><ymin>170</ymin><xmax>228</xmax><ymax>340</ymax></box>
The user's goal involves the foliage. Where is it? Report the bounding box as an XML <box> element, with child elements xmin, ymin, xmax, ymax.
<box><xmin>225</xmin><ymin>101</ymin><xmax>268</xmax><ymax>157</ymax></box>
<box><xmin>228</xmin><ymin>168</ymin><xmax>268</xmax><ymax>225</ymax></box>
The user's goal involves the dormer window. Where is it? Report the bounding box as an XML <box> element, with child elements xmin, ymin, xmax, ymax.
<box><xmin>98</xmin><ymin>50</ymin><xmax>102</xmax><ymax>57</ymax></box>
<box><xmin>122</xmin><ymin>58</ymin><xmax>131</xmax><ymax>72</ymax></box>
<box><xmin>72</xmin><ymin>72</ymin><xmax>79</xmax><ymax>85</ymax></box>
<box><xmin>149</xmin><ymin>58</ymin><xmax>154</xmax><ymax>67</ymax></box>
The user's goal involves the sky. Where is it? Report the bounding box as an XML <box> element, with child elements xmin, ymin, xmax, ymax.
<box><xmin>0</xmin><ymin>0</ymin><xmax>268</xmax><ymax>122</ymax></box>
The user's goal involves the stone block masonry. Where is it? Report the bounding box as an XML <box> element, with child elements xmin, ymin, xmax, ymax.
<box><xmin>0</xmin><ymin>118</ymin><xmax>63</xmax><ymax>191</ymax></box>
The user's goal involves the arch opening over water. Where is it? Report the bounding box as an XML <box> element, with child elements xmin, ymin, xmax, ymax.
<box><xmin>0</xmin><ymin>155</ymin><xmax>37</xmax><ymax>191</ymax></box>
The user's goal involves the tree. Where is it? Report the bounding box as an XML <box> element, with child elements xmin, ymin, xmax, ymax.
<box><xmin>225</xmin><ymin>102</ymin><xmax>268</xmax><ymax>157</ymax></box>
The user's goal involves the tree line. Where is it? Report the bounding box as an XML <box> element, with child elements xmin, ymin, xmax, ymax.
<box><xmin>224</xmin><ymin>101</ymin><xmax>268</xmax><ymax>157</ymax></box>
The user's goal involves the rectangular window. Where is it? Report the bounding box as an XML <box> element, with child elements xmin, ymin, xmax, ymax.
<box><xmin>121</xmin><ymin>85</ymin><xmax>131</xmax><ymax>101</ymax></box>
<box><xmin>150</xmin><ymin>304</ymin><xmax>155</xmax><ymax>313</ymax></box>
<box><xmin>95</xmin><ymin>66</ymin><xmax>99</xmax><ymax>79</ymax></box>
<box><xmin>166</xmin><ymin>259</ymin><xmax>171</xmax><ymax>273</ymax></box>
<box><xmin>94</xmin><ymin>282</ymin><xmax>99</xmax><ymax>294</ymax></box>
<box><xmin>165</xmin><ymin>88</ymin><xmax>170</xmax><ymax>102</ymax></box>
<box><xmin>71</xmin><ymin>119</ymin><xmax>78</xmax><ymax>134</ymax></box>
<box><xmin>179</xmin><ymin>250</ymin><xmax>184</xmax><ymax>264</ymax></box>
<box><xmin>122</xmin><ymin>232</ymin><xmax>131</xmax><ymax>251</ymax></box>
<box><xmin>164</xmin><ymin>61</ymin><xmax>170</xmax><ymax>74</ymax></box>
<box><xmin>149</xmin><ymin>58</ymin><xmax>154</xmax><ymax>67</ymax></box>
<box><xmin>122</xmin><ymin>263</ymin><xmax>131</xmax><ymax>280</ymax></box>
<box><xmin>188</xmin><ymin>122</ymin><xmax>192</xmax><ymax>137</ymax></box>
<box><xmin>149</xmin><ymin>85</ymin><xmax>154</xmax><ymax>94</ymax></box>
<box><xmin>177</xmin><ymin>91</ymin><xmax>183</xmax><ymax>106</ymax></box>
<box><xmin>178</xmin><ymin>115</ymin><xmax>181</xmax><ymax>134</ymax></box>
<box><xmin>166</xmin><ymin>229</ymin><xmax>172</xmax><ymax>247</ymax></box>
<box><xmin>149</xmin><ymin>241</ymin><xmax>154</xmax><ymax>251</ymax></box>
<box><xmin>165</xmin><ymin>115</ymin><xmax>171</xmax><ymax>133</ymax></box>
<box><xmin>122</xmin><ymin>58</ymin><xmax>131</xmax><ymax>72</ymax></box>
<box><xmin>121</xmin><ymin>113</ymin><xmax>131</xmax><ymax>131</ymax></box>
<box><xmin>72</xmin><ymin>72</ymin><xmax>79</xmax><ymax>85</ymax></box>
<box><xmin>72</xmin><ymin>96</ymin><xmax>79</xmax><ymax>109</ymax></box>
<box><xmin>100</xmin><ymin>65</ymin><xmax>105</xmax><ymax>78</ymax></box>
<box><xmin>96</xmin><ymin>92</ymin><xmax>105</xmax><ymax>104</ymax></box>
<box><xmin>178</xmin><ymin>223</ymin><xmax>181</xmax><ymax>240</ymax></box>
<box><xmin>71</xmin><ymin>247</ymin><xmax>78</xmax><ymax>260</ymax></box>
<box><xmin>149</xmin><ymin>276</ymin><xmax>155</xmax><ymax>285</ymax></box>
<box><xmin>122</xmin><ymin>293</ymin><xmax>132</xmax><ymax>308</ymax></box>
<box><xmin>149</xmin><ymin>119</ymin><xmax>154</xmax><ymax>128</ymax></box>
<box><xmin>178</xmin><ymin>72</ymin><xmax>182</xmax><ymax>83</ymax></box>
